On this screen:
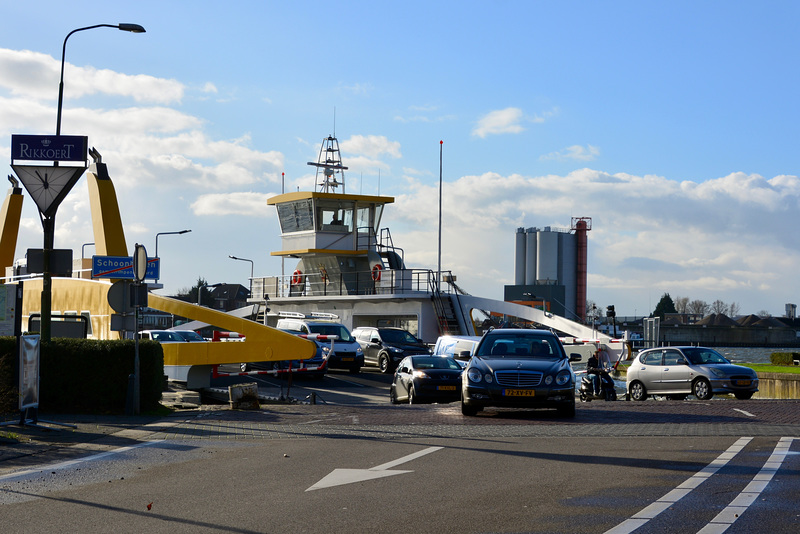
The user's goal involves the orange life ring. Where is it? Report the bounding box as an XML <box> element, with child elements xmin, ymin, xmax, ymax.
<box><xmin>292</xmin><ymin>269</ymin><xmax>303</xmax><ymax>285</ymax></box>
<box><xmin>371</xmin><ymin>264</ymin><xmax>382</xmax><ymax>281</ymax></box>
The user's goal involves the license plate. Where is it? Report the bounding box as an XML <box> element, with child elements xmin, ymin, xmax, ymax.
<box><xmin>341</xmin><ymin>357</ymin><xmax>354</xmax><ymax>362</ymax></box>
<box><xmin>735</xmin><ymin>379</ymin><xmax>751</xmax><ymax>386</ymax></box>
<box><xmin>437</xmin><ymin>385</ymin><xmax>457</xmax><ymax>391</ymax></box>
<box><xmin>504</xmin><ymin>389</ymin><xmax>535</xmax><ymax>397</ymax></box>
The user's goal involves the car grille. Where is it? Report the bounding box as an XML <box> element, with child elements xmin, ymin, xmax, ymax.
<box><xmin>494</xmin><ymin>370</ymin><xmax>543</xmax><ymax>387</ymax></box>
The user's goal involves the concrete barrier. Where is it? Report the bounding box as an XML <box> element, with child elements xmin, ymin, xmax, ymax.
<box><xmin>228</xmin><ymin>382</ymin><xmax>260</xmax><ymax>410</ymax></box>
<box><xmin>754</xmin><ymin>373</ymin><xmax>800</xmax><ymax>400</ymax></box>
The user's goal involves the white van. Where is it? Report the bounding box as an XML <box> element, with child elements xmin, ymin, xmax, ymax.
<box><xmin>432</xmin><ymin>335</ymin><xmax>481</xmax><ymax>365</ymax></box>
<box><xmin>275</xmin><ymin>316</ymin><xmax>364</xmax><ymax>373</ymax></box>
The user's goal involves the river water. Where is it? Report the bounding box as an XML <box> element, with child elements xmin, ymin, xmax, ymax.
<box><xmin>710</xmin><ymin>347</ymin><xmax>800</xmax><ymax>365</ymax></box>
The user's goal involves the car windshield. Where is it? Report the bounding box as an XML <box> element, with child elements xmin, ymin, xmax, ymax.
<box><xmin>682</xmin><ymin>348</ymin><xmax>730</xmax><ymax>365</ymax></box>
<box><xmin>411</xmin><ymin>357</ymin><xmax>461</xmax><ymax>370</ymax></box>
<box><xmin>476</xmin><ymin>333</ymin><xmax>563</xmax><ymax>359</ymax></box>
<box><xmin>176</xmin><ymin>331</ymin><xmax>204</xmax><ymax>342</ymax></box>
<box><xmin>309</xmin><ymin>324</ymin><xmax>353</xmax><ymax>342</ymax></box>
<box><xmin>380</xmin><ymin>329</ymin><xmax>418</xmax><ymax>344</ymax></box>
<box><xmin>150</xmin><ymin>331</ymin><xmax>182</xmax><ymax>342</ymax></box>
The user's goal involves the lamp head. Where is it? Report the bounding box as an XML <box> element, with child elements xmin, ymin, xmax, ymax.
<box><xmin>118</xmin><ymin>23</ymin><xmax>146</xmax><ymax>33</ymax></box>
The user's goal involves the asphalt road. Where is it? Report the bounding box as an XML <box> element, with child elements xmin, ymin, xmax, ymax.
<box><xmin>2</xmin><ymin>367</ymin><xmax>799</xmax><ymax>533</ymax></box>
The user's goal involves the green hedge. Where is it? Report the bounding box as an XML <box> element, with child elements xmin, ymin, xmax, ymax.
<box><xmin>0</xmin><ymin>337</ymin><xmax>164</xmax><ymax>415</ymax></box>
<box><xmin>770</xmin><ymin>352</ymin><xmax>800</xmax><ymax>366</ymax></box>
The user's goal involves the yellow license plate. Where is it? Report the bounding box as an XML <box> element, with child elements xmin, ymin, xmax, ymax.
<box><xmin>504</xmin><ymin>389</ymin><xmax>535</xmax><ymax>397</ymax></box>
<box><xmin>437</xmin><ymin>385</ymin><xmax>457</xmax><ymax>391</ymax></box>
<box><xmin>735</xmin><ymin>380</ymin><xmax>751</xmax><ymax>386</ymax></box>
<box><xmin>341</xmin><ymin>358</ymin><xmax>354</xmax><ymax>362</ymax></box>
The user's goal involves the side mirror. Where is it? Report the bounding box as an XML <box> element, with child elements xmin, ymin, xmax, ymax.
<box><xmin>570</xmin><ymin>353</ymin><xmax>582</xmax><ymax>362</ymax></box>
<box><xmin>371</xmin><ymin>337</ymin><xmax>380</xmax><ymax>344</ymax></box>
<box><xmin>456</xmin><ymin>350</ymin><xmax>472</xmax><ymax>361</ymax></box>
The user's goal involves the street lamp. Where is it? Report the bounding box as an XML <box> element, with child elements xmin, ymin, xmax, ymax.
<box><xmin>56</xmin><ymin>23</ymin><xmax>146</xmax><ymax>136</ymax></box>
<box><xmin>154</xmin><ymin>229</ymin><xmax>191</xmax><ymax>282</ymax></box>
<box><xmin>229</xmin><ymin>255</ymin><xmax>254</xmax><ymax>296</ymax></box>
<box><xmin>33</xmin><ymin>22</ymin><xmax>145</xmax><ymax>343</ymax></box>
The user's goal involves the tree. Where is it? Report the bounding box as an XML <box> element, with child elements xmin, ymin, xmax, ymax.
<box><xmin>674</xmin><ymin>296</ymin><xmax>689</xmax><ymax>314</ymax></box>
<box><xmin>177</xmin><ymin>277</ymin><xmax>214</xmax><ymax>307</ymax></box>
<box><xmin>711</xmin><ymin>300</ymin><xmax>729</xmax><ymax>315</ymax></box>
<box><xmin>688</xmin><ymin>299</ymin><xmax>709</xmax><ymax>316</ymax></box>
<box><xmin>653</xmin><ymin>293</ymin><xmax>677</xmax><ymax>319</ymax></box>
<box><xmin>728</xmin><ymin>302</ymin><xmax>741</xmax><ymax>317</ymax></box>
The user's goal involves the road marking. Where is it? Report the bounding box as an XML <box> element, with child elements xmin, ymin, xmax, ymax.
<box><xmin>697</xmin><ymin>437</ymin><xmax>797</xmax><ymax>534</ymax></box>
<box><xmin>0</xmin><ymin>440</ymin><xmax>163</xmax><ymax>482</ymax></box>
<box><xmin>733</xmin><ymin>408</ymin><xmax>755</xmax><ymax>417</ymax></box>
<box><xmin>604</xmin><ymin>437</ymin><xmax>753</xmax><ymax>534</ymax></box>
<box><xmin>306</xmin><ymin>446</ymin><xmax>443</xmax><ymax>491</ymax></box>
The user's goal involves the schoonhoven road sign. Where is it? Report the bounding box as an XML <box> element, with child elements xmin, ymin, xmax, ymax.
<box><xmin>92</xmin><ymin>255</ymin><xmax>159</xmax><ymax>280</ymax></box>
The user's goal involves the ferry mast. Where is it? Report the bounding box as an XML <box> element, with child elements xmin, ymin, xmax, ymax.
<box><xmin>307</xmin><ymin>135</ymin><xmax>348</xmax><ymax>193</ymax></box>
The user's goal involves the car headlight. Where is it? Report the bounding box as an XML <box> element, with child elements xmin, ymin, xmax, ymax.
<box><xmin>389</xmin><ymin>347</ymin><xmax>403</xmax><ymax>354</ymax></box>
<box><xmin>467</xmin><ymin>368</ymin><xmax>483</xmax><ymax>383</ymax></box>
<box><xmin>321</xmin><ymin>346</ymin><xmax>330</xmax><ymax>355</ymax></box>
<box><xmin>544</xmin><ymin>375</ymin><xmax>553</xmax><ymax>385</ymax></box>
<box><xmin>555</xmin><ymin>371</ymin><xmax>571</xmax><ymax>386</ymax></box>
<box><xmin>412</xmin><ymin>370</ymin><xmax>429</xmax><ymax>379</ymax></box>
<box><xmin>709</xmin><ymin>367</ymin><xmax>727</xmax><ymax>378</ymax></box>
<box><xmin>356</xmin><ymin>347</ymin><xmax>363</xmax><ymax>355</ymax></box>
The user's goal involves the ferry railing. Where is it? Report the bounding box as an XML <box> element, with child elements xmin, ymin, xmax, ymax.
<box><xmin>251</xmin><ymin>268</ymin><xmax>456</xmax><ymax>299</ymax></box>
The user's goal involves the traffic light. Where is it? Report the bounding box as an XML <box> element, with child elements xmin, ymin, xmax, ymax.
<box><xmin>606</xmin><ymin>305</ymin><xmax>616</xmax><ymax>318</ymax></box>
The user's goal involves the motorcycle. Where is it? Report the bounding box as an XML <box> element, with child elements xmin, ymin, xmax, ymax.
<box><xmin>579</xmin><ymin>369</ymin><xmax>617</xmax><ymax>402</ymax></box>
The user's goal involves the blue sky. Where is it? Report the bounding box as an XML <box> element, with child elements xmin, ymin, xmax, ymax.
<box><xmin>2</xmin><ymin>1</ymin><xmax>799</xmax><ymax>318</ymax></box>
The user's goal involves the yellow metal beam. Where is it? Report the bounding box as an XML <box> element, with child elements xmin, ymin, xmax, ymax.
<box><xmin>0</xmin><ymin>189</ymin><xmax>23</xmax><ymax>275</ymax></box>
<box><xmin>87</xmin><ymin>166</ymin><xmax>128</xmax><ymax>256</ymax></box>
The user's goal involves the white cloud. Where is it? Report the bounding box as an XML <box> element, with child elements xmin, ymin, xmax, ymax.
<box><xmin>472</xmin><ymin>107</ymin><xmax>525</xmax><ymax>138</ymax></box>
<box><xmin>340</xmin><ymin>135</ymin><xmax>401</xmax><ymax>159</ymax></box>
<box><xmin>191</xmin><ymin>192</ymin><xmax>272</xmax><ymax>216</ymax></box>
<box><xmin>540</xmin><ymin>144</ymin><xmax>600</xmax><ymax>162</ymax></box>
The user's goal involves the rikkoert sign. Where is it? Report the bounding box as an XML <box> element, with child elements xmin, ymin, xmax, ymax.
<box><xmin>11</xmin><ymin>134</ymin><xmax>88</xmax><ymax>163</ymax></box>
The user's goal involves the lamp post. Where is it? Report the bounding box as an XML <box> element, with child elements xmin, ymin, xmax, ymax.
<box><xmin>154</xmin><ymin>229</ymin><xmax>191</xmax><ymax>282</ymax></box>
<box><xmin>56</xmin><ymin>23</ymin><xmax>146</xmax><ymax>136</ymax></box>
<box><xmin>36</xmin><ymin>22</ymin><xmax>145</xmax><ymax>343</ymax></box>
<box><xmin>229</xmin><ymin>255</ymin><xmax>254</xmax><ymax>296</ymax></box>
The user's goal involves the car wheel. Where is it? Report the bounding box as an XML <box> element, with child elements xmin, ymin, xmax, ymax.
<box><xmin>378</xmin><ymin>353</ymin><xmax>391</xmax><ymax>374</ymax></box>
<box><xmin>240</xmin><ymin>363</ymin><xmax>249</xmax><ymax>372</ymax></box>
<box><xmin>461</xmin><ymin>401</ymin><xmax>478</xmax><ymax>416</ymax></box>
<box><xmin>389</xmin><ymin>387</ymin><xmax>399</xmax><ymax>404</ymax></box>
<box><xmin>557</xmin><ymin>402</ymin><xmax>576</xmax><ymax>418</ymax></box>
<box><xmin>693</xmin><ymin>378</ymin><xmax>713</xmax><ymax>400</ymax></box>
<box><xmin>580</xmin><ymin>391</ymin><xmax>591</xmax><ymax>402</ymax></box>
<box><xmin>734</xmin><ymin>391</ymin><xmax>754</xmax><ymax>400</ymax></box>
<box><xmin>630</xmin><ymin>381</ymin><xmax>648</xmax><ymax>401</ymax></box>
<box><xmin>408</xmin><ymin>386</ymin><xmax>416</xmax><ymax>404</ymax></box>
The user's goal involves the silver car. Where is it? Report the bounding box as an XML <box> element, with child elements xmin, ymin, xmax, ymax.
<box><xmin>626</xmin><ymin>346</ymin><xmax>758</xmax><ymax>401</ymax></box>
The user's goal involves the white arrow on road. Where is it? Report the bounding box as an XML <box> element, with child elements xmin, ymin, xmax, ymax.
<box><xmin>306</xmin><ymin>446</ymin><xmax>443</xmax><ymax>491</ymax></box>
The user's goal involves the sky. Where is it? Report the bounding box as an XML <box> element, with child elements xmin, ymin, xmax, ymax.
<box><xmin>1</xmin><ymin>1</ymin><xmax>799</xmax><ymax>318</ymax></box>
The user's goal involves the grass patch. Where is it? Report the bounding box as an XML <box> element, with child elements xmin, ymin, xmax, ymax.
<box><xmin>740</xmin><ymin>363</ymin><xmax>800</xmax><ymax>375</ymax></box>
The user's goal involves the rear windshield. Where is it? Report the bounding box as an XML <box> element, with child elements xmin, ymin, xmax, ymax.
<box><xmin>309</xmin><ymin>324</ymin><xmax>354</xmax><ymax>342</ymax></box>
<box><xmin>476</xmin><ymin>333</ymin><xmax>564</xmax><ymax>360</ymax></box>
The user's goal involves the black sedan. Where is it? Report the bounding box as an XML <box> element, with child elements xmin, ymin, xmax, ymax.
<box><xmin>461</xmin><ymin>329</ymin><xmax>581</xmax><ymax>417</ymax></box>
<box><xmin>390</xmin><ymin>356</ymin><xmax>463</xmax><ymax>404</ymax></box>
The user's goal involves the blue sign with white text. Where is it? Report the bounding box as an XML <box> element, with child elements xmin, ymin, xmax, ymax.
<box><xmin>11</xmin><ymin>135</ymin><xmax>88</xmax><ymax>163</ymax></box>
<box><xmin>92</xmin><ymin>256</ymin><xmax>160</xmax><ymax>280</ymax></box>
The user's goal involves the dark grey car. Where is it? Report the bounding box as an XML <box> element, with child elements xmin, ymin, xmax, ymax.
<box><xmin>461</xmin><ymin>329</ymin><xmax>580</xmax><ymax>417</ymax></box>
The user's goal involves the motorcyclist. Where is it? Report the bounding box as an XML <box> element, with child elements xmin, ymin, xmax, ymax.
<box><xmin>587</xmin><ymin>350</ymin><xmax>602</xmax><ymax>396</ymax></box>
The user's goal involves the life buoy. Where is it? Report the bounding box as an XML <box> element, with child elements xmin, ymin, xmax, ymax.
<box><xmin>371</xmin><ymin>264</ymin><xmax>382</xmax><ymax>281</ymax></box>
<box><xmin>292</xmin><ymin>269</ymin><xmax>303</xmax><ymax>285</ymax></box>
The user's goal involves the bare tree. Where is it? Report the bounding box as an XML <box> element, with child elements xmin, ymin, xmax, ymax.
<box><xmin>688</xmin><ymin>299</ymin><xmax>709</xmax><ymax>316</ymax></box>
<box><xmin>711</xmin><ymin>299</ymin><xmax>729</xmax><ymax>315</ymax></box>
<box><xmin>757</xmin><ymin>309</ymin><xmax>771</xmax><ymax>318</ymax></box>
<box><xmin>674</xmin><ymin>296</ymin><xmax>689</xmax><ymax>314</ymax></box>
<box><xmin>728</xmin><ymin>302</ymin><xmax>741</xmax><ymax>317</ymax></box>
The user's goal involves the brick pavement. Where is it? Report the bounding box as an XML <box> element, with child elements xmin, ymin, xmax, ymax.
<box><xmin>2</xmin><ymin>399</ymin><xmax>799</xmax><ymax>476</ymax></box>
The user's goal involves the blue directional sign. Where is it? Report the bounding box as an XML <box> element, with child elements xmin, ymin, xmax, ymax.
<box><xmin>11</xmin><ymin>135</ymin><xmax>88</xmax><ymax>163</ymax></box>
<box><xmin>92</xmin><ymin>255</ymin><xmax>160</xmax><ymax>280</ymax></box>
